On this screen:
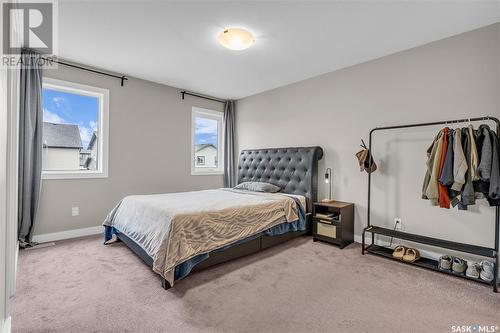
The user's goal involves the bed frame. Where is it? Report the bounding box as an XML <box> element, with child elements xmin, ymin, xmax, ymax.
<box><xmin>117</xmin><ymin>146</ymin><xmax>324</xmax><ymax>289</ymax></box>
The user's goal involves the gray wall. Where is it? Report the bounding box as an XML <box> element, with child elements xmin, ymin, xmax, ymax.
<box><xmin>36</xmin><ymin>69</ymin><xmax>224</xmax><ymax>235</ymax></box>
<box><xmin>236</xmin><ymin>24</ymin><xmax>500</xmax><ymax>252</ymax></box>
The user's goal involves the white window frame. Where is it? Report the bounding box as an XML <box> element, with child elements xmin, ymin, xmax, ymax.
<box><xmin>41</xmin><ymin>78</ymin><xmax>109</xmax><ymax>180</ymax></box>
<box><xmin>191</xmin><ymin>107</ymin><xmax>223</xmax><ymax>175</ymax></box>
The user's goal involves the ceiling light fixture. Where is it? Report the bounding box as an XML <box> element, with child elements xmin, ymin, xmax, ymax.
<box><xmin>218</xmin><ymin>28</ymin><xmax>255</xmax><ymax>51</ymax></box>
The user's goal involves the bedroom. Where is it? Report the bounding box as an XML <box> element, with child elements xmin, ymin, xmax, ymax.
<box><xmin>0</xmin><ymin>1</ymin><xmax>499</xmax><ymax>332</ymax></box>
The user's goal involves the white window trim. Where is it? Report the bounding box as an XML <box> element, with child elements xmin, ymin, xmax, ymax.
<box><xmin>191</xmin><ymin>107</ymin><xmax>224</xmax><ymax>176</ymax></box>
<box><xmin>41</xmin><ymin>78</ymin><xmax>109</xmax><ymax>180</ymax></box>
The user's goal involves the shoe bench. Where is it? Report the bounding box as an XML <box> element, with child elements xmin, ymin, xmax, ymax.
<box><xmin>362</xmin><ymin>226</ymin><xmax>497</xmax><ymax>286</ymax></box>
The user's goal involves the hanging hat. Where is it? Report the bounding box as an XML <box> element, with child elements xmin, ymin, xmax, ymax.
<box><xmin>356</xmin><ymin>148</ymin><xmax>377</xmax><ymax>173</ymax></box>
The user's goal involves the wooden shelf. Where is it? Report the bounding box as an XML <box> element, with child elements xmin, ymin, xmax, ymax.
<box><xmin>314</xmin><ymin>201</ymin><xmax>353</xmax><ymax>209</ymax></box>
<box><xmin>365</xmin><ymin>244</ymin><xmax>494</xmax><ymax>286</ymax></box>
<box><xmin>364</xmin><ymin>226</ymin><xmax>495</xmax><ymax>258</ymax></box>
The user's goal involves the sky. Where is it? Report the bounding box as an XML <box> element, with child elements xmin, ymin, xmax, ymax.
<box><xmin>42</xmin><ymin>88</ymin><xmax>98</xmax><ymax>148</ymax></box>
<box><xmin>195</xmin><ymin>117</ymin><xmax>218</xmax><ymax>147</ymax></box>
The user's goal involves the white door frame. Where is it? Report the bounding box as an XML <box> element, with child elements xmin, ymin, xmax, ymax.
<box><xmin>0</xmin><ymin>64</ymin><xmax>9</xmax><ymax>333</ymax></box>
<box><xmin>6</xmin><ymin>63</ymin><xmax>19</xmax><ymax>306</ymax></box>
<box><xmin>0</xmin><ymin>41</ymin><xmax>11</xmax><ymax>333</ymax></box>
<box><xmin>2</xmin><ymin>1</ymin><xmax>21</xmax><ymax>332</ymax></box>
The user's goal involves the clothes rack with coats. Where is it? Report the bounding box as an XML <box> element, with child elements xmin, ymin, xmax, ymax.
<box><xmin>362</xmin><ymin>116</ymin><xmax>500</xmax><ymax>293</ymax></box>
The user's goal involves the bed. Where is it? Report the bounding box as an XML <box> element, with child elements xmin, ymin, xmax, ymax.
<box><xmin>103</xmin><ymin>146</ymin><xmax>323</xmax><ymax>289</ymax></box>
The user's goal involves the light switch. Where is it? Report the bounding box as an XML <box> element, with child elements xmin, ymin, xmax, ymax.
<box><xmin>72</xmin><ymin>207</ymin><xmax>79</xmax><ymax>216</ymax></box>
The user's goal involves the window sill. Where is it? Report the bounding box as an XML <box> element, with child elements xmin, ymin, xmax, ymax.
<box><xmin>191</xmin><ymin>171</ymin><xmax>224</xmax><ymax>176</ymax></box>
<box><xmin>42</xmin><ymin>171</ymin><xmax>108</xmax><ymax>180</ymax></box>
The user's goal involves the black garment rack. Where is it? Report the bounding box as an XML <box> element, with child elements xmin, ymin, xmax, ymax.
<box><xmin>362</xmin><ymin>115</ymin><xmax>500</xmax><ymax>292</ymax></box>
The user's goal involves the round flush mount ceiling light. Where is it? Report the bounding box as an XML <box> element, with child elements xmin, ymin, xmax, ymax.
<box><xmin>218</xmin><ymin>28</ymin><xmax>255</xmax><ymax>50</ymax></box>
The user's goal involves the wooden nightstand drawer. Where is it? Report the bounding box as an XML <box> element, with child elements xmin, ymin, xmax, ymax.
<box><xmin>316</xmin><ymin>222</ymin><xmax>337</xmax><ymax>239</ymax></box>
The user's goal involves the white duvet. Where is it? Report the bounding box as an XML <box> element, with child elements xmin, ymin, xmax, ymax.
<box><xmin>103</xmin><ymin>188</ymin><xmax>300</xmax><ymax>285</ymax></box>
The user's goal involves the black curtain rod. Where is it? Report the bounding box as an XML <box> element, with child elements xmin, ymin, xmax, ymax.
<box><xmin>22</xmin><ymin>48</ymin><xmax>128</xmax><ymax>86</ymax></box>
<box><xmin>41</xmin><ymin>57</ymin><xmax>129</xmax><ymax>86</ymax></box>
<box><xmin>181</xmin><ymin>91</ymin><xmax>226</xmax><ymax>103</ymax></box>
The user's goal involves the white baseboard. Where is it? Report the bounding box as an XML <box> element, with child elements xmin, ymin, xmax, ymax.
<box><xmin>2</xmin><ymin>316</ymin><xmax>11</xmax><ymax>333</ymax></box>
<box><xmin>32</xmin><ymin>226</ymin><xmax>103</xmax><ymax>244</ymax></box>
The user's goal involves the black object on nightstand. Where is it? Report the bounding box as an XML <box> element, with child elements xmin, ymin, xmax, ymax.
<box><xmin>312</xmin><ymin>201</ymin><xmax>354</xmax><ymax>249</ymax></box>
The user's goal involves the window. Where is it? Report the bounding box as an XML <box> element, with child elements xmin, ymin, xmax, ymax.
<box><xmin>41</xmin><ymin>78</ymin><xmax>109</xmax><ymax>179</ymax></box>
<box><xmin>191</xmin><ymin>107</ymin><xmax>223</xmax><ymax>175</ymax></box>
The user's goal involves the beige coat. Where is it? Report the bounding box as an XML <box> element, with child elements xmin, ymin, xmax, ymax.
<box><xmin>468</xmin><ymin>125</ymin><xmax>480</xmax><ymax>181</ymax></box>
<box><xmin>423</xmin><ymin>130</ymin><xmax>444</xmax><ymax>205</ymax></box>
<box><xmin>451</xmin><ymin>128</ymin><xmax>468</xmax><ymax>191</ymax></box>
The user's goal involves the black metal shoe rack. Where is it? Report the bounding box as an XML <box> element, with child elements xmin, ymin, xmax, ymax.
<box><xmin>361</xmin><ymin>116</ymin><xmax>500</xmax><ymax>292</ymax></box>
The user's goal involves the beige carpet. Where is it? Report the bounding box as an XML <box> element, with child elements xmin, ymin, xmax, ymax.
<box><xmin>11</xmin><ymin>235</ymin><xmax>500</xmax><ymax>333</ymax></box>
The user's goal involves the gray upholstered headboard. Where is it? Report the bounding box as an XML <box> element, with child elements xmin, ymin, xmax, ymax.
<box><xmin>237</xmin><ymin>147</ymin><xmax>324</xmax><ymax>212</ymax></box>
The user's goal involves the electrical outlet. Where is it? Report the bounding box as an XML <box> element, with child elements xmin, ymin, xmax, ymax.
<box><xmin>394</xmin><ymin>218</ymin><xmax>402</xmax><ymax>229</ymax></box>
<box><xmin>71</xmin><ymin>207</ymin><xmax>79</xmax><ymax>217</ymax></box>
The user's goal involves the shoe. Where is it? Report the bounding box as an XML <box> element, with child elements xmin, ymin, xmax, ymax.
<box><xmin>392</xmin><ymin>246</ymin><xmax>406</xmax><ymax>260</ymax></box>
<box><xmin>465</xmin><ymin>262</ymin><xmax>481</xmax><ymax>279</ymax></box>
<box><xmin>480</xmin><ymin>261</ymin><xmax>494</xmax><ymax>282</ymax></box>
<box><xmin>402</xmin><ymin>248</ymin><xmax>420</xmax><ymax>263</ymax></box>
<box><xmin>452</xmin><ymin>257</ymin><xmax>467</xmax><ymax>275</ymax></box>
<box><xmin>104</xmin><ymin>233</ymin><xmax>118</xmax><ymax>245</ymax></box>
<box><xmin>439</xmin><ymin>255</ymin><xmax>453</xmax><ymax>270</ymax></box>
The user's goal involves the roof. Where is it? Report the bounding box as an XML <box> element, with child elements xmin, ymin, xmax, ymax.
<box><xmin>43</xmin><ymin>122</ymin><xmax>83</xmax><ymax>149</ymax></box>
<box><xmin>87</xmin><ymin>131</ymin><xmax>97</xmax><ymax>150</ymax></box>
<box><xmin>195</xmin><ymin>144</ymin><xmax>216</xmax><ymax>152</ymax></box>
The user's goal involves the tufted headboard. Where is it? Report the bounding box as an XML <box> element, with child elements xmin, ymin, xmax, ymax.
<box><xmin>237</xmin><ymin>147</ymin><xmax>324</xmax><ymax>212</ymax></box>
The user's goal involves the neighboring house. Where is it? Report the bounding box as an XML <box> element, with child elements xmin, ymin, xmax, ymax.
<box><xmin>42</xmin><ymin>122</ymin><xmax>83</xmax><ymax>171</ymax></box>
<box><xmin>84</xmin><ymin>131</ymin><xmax>98</xmax><ymax>170</ymax></box>
<box><xmin>79</xmin><ymin>149</ymin><xmax>91</xmax><ymax>169</ymax></box>
<box><xmin>195</xmin><ymin>144</ymin><xmax>218</xmax><ymax>168</ymax></box>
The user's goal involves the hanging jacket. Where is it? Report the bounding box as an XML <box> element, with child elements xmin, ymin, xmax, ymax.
<box><xmin>439</xmin><ymin>129</ymin><xmax>454</xmax><ymax>186</ymax></box>
<box><xmin>473</xmin><ymin>125</ymin><xmax>492</xmax><ymax>198</ymax></box>
<box><xmin>460</xmin><ymin>127</ymin><xmax>475</xmax><ymax>209</ymax></box>
<box><xmin>477</xmin><ymin>125</ymin><xmax>492</xmax><ymax>181</ymax></box>
<box><xmin>451</xmin><ymin>128</ymin><xmax>467</xmax><ymax>192</ymax></box>
<box><xmin>422</xmin><ymin>130</ymin><xmax>442</xmax><ymax>200</ymax></box>
<box><xmin>487</xmin><ymin>130</ymin><xmax>500</xmax><ymax>206</ymax></box>
<box><xmin>437</xmin><ymin>128</ymin><xmax>450</xmax><ymax>208</ymax></box>
<box><xmin>468</xmin><ymin>125</ymin><xmax>480</xmax><ymax>181</ymax></box>
<box><xmin>425</xmin><ymin>130</ymin><xmax>444</xmax><ymax>205</ymax></box>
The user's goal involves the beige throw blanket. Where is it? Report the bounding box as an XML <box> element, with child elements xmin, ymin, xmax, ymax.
<box><xmin>103</xmin><ymin>189</ymin><xmax>299</xmax><ymax>285</ymax></box>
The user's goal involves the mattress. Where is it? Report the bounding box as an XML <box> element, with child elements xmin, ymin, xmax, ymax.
<box><xmin>103</xmin><ymin>188</ymin><xmax>302</xmax><ymax>285</ymax></box>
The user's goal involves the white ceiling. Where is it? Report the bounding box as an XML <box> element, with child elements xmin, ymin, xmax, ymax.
<box><xmin>58</xmin><ymin>1</ymin><xmax>500</xmax><ymax>99</ymax></box>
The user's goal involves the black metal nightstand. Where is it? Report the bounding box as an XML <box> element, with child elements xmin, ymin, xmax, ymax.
<box><xmin>312</xmin><ymin>201</ymin><xmax>354</xmax><ymax>249</ymax></box>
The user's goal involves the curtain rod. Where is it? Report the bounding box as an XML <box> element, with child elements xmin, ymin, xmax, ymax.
<box><xmin>181</xmin><ymin>90</ymin><xmax>226</xmax><ymax>103</ymax></box>
<box><xmin>21</xmin><ymin>49</ymin><xmax>128</xmax><ymax>86</ymax></box>
<box><xmin>42</xmin><ymin>57</ymin><xmax>129</xmax><ymax>86</ymax></box>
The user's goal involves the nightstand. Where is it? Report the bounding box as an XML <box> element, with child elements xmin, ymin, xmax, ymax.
<box><xmin>312</xmin><ymin>201</ymin><xmax>354</xmax><ymax>249</ymax></box>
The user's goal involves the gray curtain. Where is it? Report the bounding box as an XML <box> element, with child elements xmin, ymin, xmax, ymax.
<box><xmin>18</xmin><ymin>51</ymin><xmax>43</xmax><ymax>246</ymax></box>
<box><xmin>223</xmin><ymin>100</ymin><xmax>235</xmax><ymax>187</ymax></box>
